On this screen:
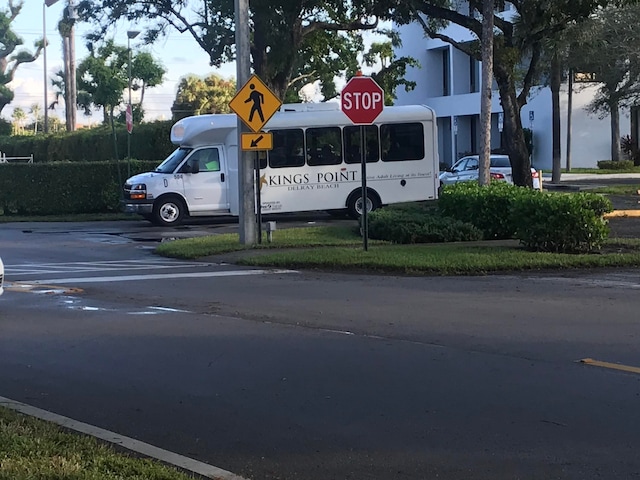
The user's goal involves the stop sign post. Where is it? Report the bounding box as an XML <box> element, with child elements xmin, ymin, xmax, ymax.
<box><xmin>341</xmin><ymin>75</ymin><xmax>384</xmax><ymax>251</ymax></box>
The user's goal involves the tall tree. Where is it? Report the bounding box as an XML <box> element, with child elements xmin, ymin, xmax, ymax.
<box><xmin>76</xmin><ymin>0</ymin><xmax>404</xmax><ymax>100</ymax></box>
<box><xmin>11</xmin><ymin>106</ymin><xmax>25</xmax><ymax>134</ymax></box>
<box><xmin>399</xmin><ymin>0</ymin><xmax>636</xmax><ymax>186</ymax></box>
<box><xmin>76</xmin><ymin>40</ymin><xmax>165</xmax><ymax>123</ymax></box>
<box><xmin>29</xmin><ymin>103</ymin><xmax>42</xmax><ymax>134</ymax></box>
<box><xmin>566</xmin><ymin>4</ymin><xmax>640</xmax><ymax>161</ymax></box>
<box><xmin>0</xmin><ymin>0</ymin><xmax>45</xmax><ymax>114</ymax></box>
<box><xmin>171</xmin><ymin>73</ymin><xmax>236</xmax><ymax>121</ymax></box>
<box><xmin>362</xmin><ymin>31</ymin><xmax>419</xmax><ymax>105</ymax></box>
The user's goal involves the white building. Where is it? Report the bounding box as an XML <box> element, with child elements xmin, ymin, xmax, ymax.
<box><xmin>393</xmin><ymin>2</ymin><xmax>630</xmax><ymax>170</ymax></box>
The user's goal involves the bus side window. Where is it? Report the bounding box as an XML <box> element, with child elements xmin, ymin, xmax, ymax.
<box><xmin>344</xmin><ymin>125</ymin><xmax>379</xmax><ymax>164</ymax></box>
<box><xmin>381</xmin><ymin>123</ymin><xmax>425</xmax><ymax>162</ymax></box>
<box><xmin>306</xmin><ymin>127</ymin><xmax>342</xmax><ymax>166</ymax></box>
<box><xmin>268</xmin><ymin>129</ymin><xmax>304</xmax><ymax>168</ymax></box>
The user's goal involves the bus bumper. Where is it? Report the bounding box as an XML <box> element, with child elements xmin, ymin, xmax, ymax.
<box><xmin>122</xmin><ymin>201</ymin><xmax>154</xmax><ymax>215</ymax></box>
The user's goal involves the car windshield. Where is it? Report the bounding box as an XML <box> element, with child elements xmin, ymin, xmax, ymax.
<box><xmin>490</xmin><ymin>157</ymin><xmax>511</xmax><ymax>168</ymax></box>
<box><xmin>154</xmin><ymin>148</ymin><xmax>193</xmax><ymax>173</ymax></box>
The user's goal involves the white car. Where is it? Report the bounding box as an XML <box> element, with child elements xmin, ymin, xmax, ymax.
<box><xmin>439</xmin><ymin>154</ymin><xmax>540</xmax><ymax>189</ymax></box>
<box><xmin>0</xmin><ymin>256</ymin><xmax>4</xmax><ymax>296</ymax></box>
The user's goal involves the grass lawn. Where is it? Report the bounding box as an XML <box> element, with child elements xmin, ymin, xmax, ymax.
<box><xmin>155</xmin><ymin>225</ymin><xmax>640</xmax><ymax>275</ymax></box>
<box><xmin>0</xmin><ymin>406</ymin><xmax>198</xmax><ymax>480</ymax></box>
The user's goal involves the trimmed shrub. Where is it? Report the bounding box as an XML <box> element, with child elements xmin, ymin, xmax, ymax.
<box><xmin>0</xmin><ymin>160</ymin><xmax>157</xmax><ymax>215</ymax></box>
<box><xmin>512</xmin><ymin>192</ymin><xmax>612</xmax><ymax>253</ymax></box>
<box><xmin>368</xmin><ymin>207</ymin><xmax>483</xmax><ymax>244</ymax></box>
<box><xmin>438</xmin><ymin>182</ymin><xmax>537</xmax><ymax>239</ymax></box>
<box><xmin>0</xmin><ymin>121</ymin><xmax>173</xmax><ymax>163</ymax></box>
<box><xmin>597</xmin><ymin>160</ymin><xmax>635</xmax><ymax>170</ymax></box>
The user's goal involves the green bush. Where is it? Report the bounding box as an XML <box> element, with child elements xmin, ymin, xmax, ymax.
<box><xmin>512</xmin><ymin>192</ymin><xmax>612</xmax><ymax>253</ymax></box>
<box><xmin>0</xmin><ymin>121</ymin><xmax>173</xmax><ymax>163</ymax></box>
<box><xmin>438</xmin><ymin>182</ymin><xmax>537</xmax><ymax>239</ymax></box>
<box><xmin>0</xmin><ymin>119</ymin><xmax>12</xmax><ymax>136</ymax></box>
<box><xmin>597</xmin><ymin>160</ymin><xmax>635</xmax><ymax>170</ymax></box>
<box><xmin>368</xmin><ymin>207</ymin><xmax>483</xmax><ymax>244</ymax></box>
<box><xmin>0</xmin><ymin>160</ymin><xmax>157</xmax><ymax>216</ymax></box>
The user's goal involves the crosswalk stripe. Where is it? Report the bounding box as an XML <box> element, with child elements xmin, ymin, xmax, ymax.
<box><xmin>25</xmin><ymin>269</ymin><xmax>298</xmax><ymax>285</ymax></box>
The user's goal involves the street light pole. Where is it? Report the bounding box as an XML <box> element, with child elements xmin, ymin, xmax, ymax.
<box><xmin>43</xmin><ymin>1</ymin><xmax>48</xmax><ymax>134</ymax></box>
<box><xmin>126</xmin><ymin>30</ymin><xmax>140</xmax><ymax>166</ymax></box>
<box><xmin>43</xmin><ymin>0</ymin><xmax>60</xmax><ymax>134</ymax></box>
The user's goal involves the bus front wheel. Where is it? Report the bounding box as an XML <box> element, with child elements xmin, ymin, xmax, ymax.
<box><xmin>346</xmin><ymin>189</ymin><xmax>379</xmax><ymax>219</ymax></box>
<box><xmin>152</xmin><ymin>195</ymin><xmax>187</xmax><ymax>226</ymax></box>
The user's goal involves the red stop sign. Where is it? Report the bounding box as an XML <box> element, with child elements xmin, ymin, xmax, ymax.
<box><xmin>341</xmin><ymin>76</ymin><xmax>384</xmax><ymax>124</ymax></box>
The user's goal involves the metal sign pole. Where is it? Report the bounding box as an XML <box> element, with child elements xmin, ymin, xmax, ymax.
<box><xmin>255</xmin><ymin>152</ymin><xmax>262</xmax><ymax>244</ymax></box>
<box><xmin>360</xmin><ymin>125</ymin><xmax>368</xmax><ymax>251</ymax></box>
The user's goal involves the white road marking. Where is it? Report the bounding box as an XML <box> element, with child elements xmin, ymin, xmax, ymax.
<box><xmin>26</xmin><ymin>269</ymin><xmax>297</xmax><ymax>285</ymax></box>
<box><xmin>0</xmin><ymin>395</ymin><xmax>247</xmax><ymax>480</ymax></box>
<box><xmin>6</xmin><ymin>259</ymin><xmax>208</xmax><ymax>276</ymax></box>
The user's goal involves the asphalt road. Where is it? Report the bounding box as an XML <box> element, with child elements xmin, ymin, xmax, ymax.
<box><xmin>1</xmin><ymin>219</ymin><xmax>640</xmax><ymax>479</ymax></box>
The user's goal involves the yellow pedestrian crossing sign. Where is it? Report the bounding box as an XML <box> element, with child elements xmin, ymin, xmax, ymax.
<box><xmin>229</xmin><ymin>75</ymin><xmax>282</xmax><ymax>132</ymax></box>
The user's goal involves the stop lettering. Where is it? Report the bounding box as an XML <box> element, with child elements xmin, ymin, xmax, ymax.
<box><xmin>341</xmin><ymin>76</ymin><xmax>384</xmax><ymax>125</ymax></box>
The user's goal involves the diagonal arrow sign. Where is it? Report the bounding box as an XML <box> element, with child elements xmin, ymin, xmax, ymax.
<box><xmin>241</xmin><ymin>132</ymin><xmax>273</xmax><ymax>151</ymax></box>
<box><xmin>250</xmin><ymin>135</ymin><xmax>265</xmax><ymax>148</ymax></box>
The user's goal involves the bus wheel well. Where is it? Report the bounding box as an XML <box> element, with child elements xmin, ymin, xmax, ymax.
<box><xmin>346</xmin><ymin>188</ymin><xmax>381</xmax><ymax>219</ymax></box>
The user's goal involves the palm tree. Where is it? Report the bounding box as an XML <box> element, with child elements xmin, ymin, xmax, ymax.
<box><xmin>11</xmin><ymin>107</ymin><xmax>26</xmax><ymax>134</ymax></box>
<box><xmin>30</xmin><ymin>103</ymin><xmax>42</xmax><ymax>134</ymax></box>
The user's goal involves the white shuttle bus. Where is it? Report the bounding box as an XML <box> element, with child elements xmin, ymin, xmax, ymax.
<box><xmin>123</xmin><ymin>103</ymin><xmax>439</xmax><ymax>226</ymax></box>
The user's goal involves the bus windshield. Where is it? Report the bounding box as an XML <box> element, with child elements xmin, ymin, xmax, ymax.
<box><xmin>154</xmin><ymin>147</ymin><xmax>193</xmax><ymax>173</ymax></box>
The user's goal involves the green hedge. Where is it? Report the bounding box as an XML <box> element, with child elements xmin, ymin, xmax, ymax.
<box><xmin>438</xmin><ymin>181</ymin><xmax>535</xmax><ymax>239</ymax></box>
<box><xmin>512</xmin><ymin>192</ymin><xmax>612</xmax><ymax>253</ymax></box>
<box><xmin>368</xmin><ymin>205</ymin><xmax>483</xmax><ymax>244</ymax></box>
<box><xmin>0</xmin><ymin>160</ymin><xmax>157</xmax><ymax>216</ymax></box>
<box><xmin>438</xmin><ymin>182</ymin><xmax>613</xmax><ymax>252</ymax></box>
<box><xmin>597</xmin><ymin>160</ymin><xmax>635</xmax><ymax>170</ymax></box>
<box><xmin>0</xmin><ymin>121</ymin><xmax>173</xmax><ymax>163</ymax></box>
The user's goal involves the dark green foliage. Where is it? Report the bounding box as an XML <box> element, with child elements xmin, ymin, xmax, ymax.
<box><xmin>438</xmin><ymin>182</ymin><xmax>613</xmax><ymax>253</ymax></box>
<box><xmin>597</xmin><ymin>159</ymin><xmax>635</xmax><ymax>170</ymax></box>
<box><xmin>512</xmin><ymin>192</ymin><xmax>612</xmax><ymax>252</ymax></box>
<box><xmin>621</xmin><ymin>135</ymin><xmax>640</xmax><ymax>165</ymax></box>
<box><xmin>0</xmin><ymin>118</ymin><xmax>12</xmax><ymax>136</ymax></box>
<box><xmin>0</xmin><ymin>160</ymin><xmax>157</xmax><ymax>215</ymax></box>
<box><xmin>0</xmin><ymin>121</ymin><xmax>173</xmax><ymax>162</ymax></box>
<box><xmin>368</xmin><ymin>206</ymin><xmax>483</xmax><ymax>244</ymax></box>
<box><xmin>438</xmin><ymin>182</ymin><xmax>536</xmax><ymax>240</ymax></box>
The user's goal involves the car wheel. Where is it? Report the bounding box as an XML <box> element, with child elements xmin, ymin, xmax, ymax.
<box><xmin>346</xmin><ymin>189</ymin><xmax>379</xmax><ymax>219</ymax></box>
<box><xmin>152</xmin><ymin>195</ymin><xmax>186</xmax><ymax>226</ymax></box>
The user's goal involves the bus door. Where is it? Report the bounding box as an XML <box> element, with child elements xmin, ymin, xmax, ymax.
<box><xmin>181</xmin><ymin>147</ymin><xmax>229</xmax><ymax>213</ymax></box>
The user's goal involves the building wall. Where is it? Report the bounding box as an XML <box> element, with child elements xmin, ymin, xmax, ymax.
<box><xmin>394</xmin><ymin>14</ymin><xmax>629</xmax><ymax>169</ymax></box>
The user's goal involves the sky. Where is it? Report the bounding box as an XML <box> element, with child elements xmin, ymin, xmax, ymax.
<box><xmin>5</xmin><ymin>0</ymin><xmax>237</xmax><ymax>126</ymax></box>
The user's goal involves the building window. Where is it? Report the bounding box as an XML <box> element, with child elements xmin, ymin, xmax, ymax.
<box><xmin>442</xmin><ymin>49</ymin><xmax>450</xmax><ymax>96</ymax></box>
<box><xmin>470</xmin><ymin>56</ymin><xmax>478</xmax><ymax>93</ymax></box>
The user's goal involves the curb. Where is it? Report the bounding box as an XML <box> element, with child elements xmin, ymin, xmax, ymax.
<box><xmin>0</xmin><ymin>396</ymin><xmax>248</xmax><ymax>480</ymax></box>
<box><xmin>605</xmin><ymin>210</ymin><xmax>640</xmax><ymax>218</ymax></box>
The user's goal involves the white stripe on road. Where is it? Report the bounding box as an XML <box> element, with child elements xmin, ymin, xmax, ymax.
<box><xmin>26</xmin><ymin>269</ymin><xmax>298</xmax><ymax>285</ymax></box>
<box><xmin>0</xmin><ymin>395</ymin><xmax>247</xmax><ymax>480</ymax></box>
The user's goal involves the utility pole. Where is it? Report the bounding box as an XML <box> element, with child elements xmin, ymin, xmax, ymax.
<box><xmin>478</xmin><ymin>0</ymin><xmax>494</xmax><ymax>186</ymax></box>
<box><xmin>234</xmin><ymin>0</ymin><xmax>257</xmax><ymax>245</ymax></box>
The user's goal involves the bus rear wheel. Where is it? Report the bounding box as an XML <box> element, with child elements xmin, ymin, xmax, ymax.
<box><xmin>152</xmin><ymin>195</ymin><xmax>186</xmax><ymax>226</ymax></box>
<box><xmin>346</xmin><ymin>189</ymin><xmax>379</xmax><ymax>219</ymax></box>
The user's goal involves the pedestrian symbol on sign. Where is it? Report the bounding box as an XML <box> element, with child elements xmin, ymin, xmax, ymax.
<box><xmin>245</xmin><ymin>84</ymin><xmax>265</xmax><ymax>123</ymax></box>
